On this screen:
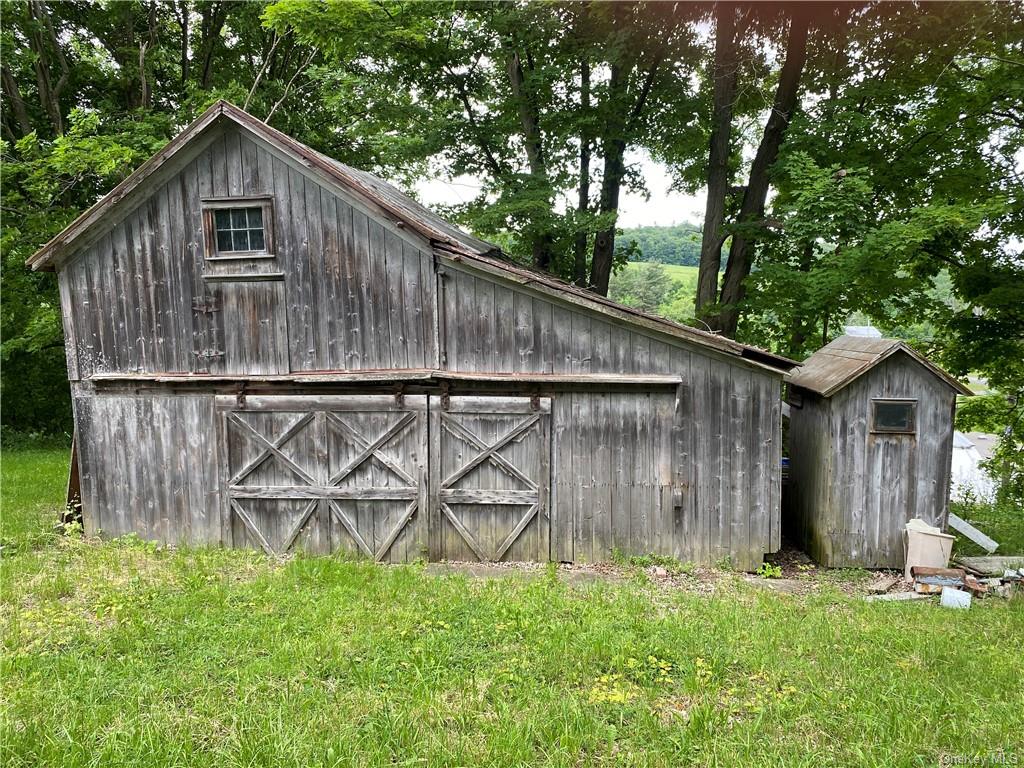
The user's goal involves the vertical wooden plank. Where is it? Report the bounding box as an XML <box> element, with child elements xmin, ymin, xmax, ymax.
<box><xmin>57</xmin><ymin>272</ymin><xmax>81</xmax><ymax>380</ymax></box>
<box><xmin>304</xmin><ymin>178</ymin><xmax>329</xmax><ymax>369</ymax></box>
<box><xmin>570</xmin><ymin>312</ymin><xmax>592</xmax><ymax>374</ymax></box>
<box><xmin>216</xmin><ymin>408</ymin><xmax>233</xmax><ymax>547</ymax></box>
<box><xmin>532</xmin><ymin>296</ymin><xmax>554</xmax><ymax>374</ymax></box>
<box><xmin>550</xmin><ymin>304</ymin><xmax>572</xmax><ymax>373</ymax></box>
<box><xmin>337</xmin><ymin>199</ymin><xmax>362</xmax><ymax>369</ymax></box>
<box><xmin>164</xmin><ymin>172</ymin><xmax>194</xmax><ymax>373</ymax></box>
<box><xmin>492</xmin><ymin>282</ymin><xmax>515</xmax><ymax>373</ymax></box>
<box><xmin>571</xmin><ymin>391</ymin><xmax>590</xmax><ymax>560</ymax></box>
<box><xmin>427</xmin><ymin>397</ymin><xmax>442</xmax><ymax>561</ymax></box>
<box><xmin>287</xmin><ymin>166</ymin><xmax>314</xmax><ymax>370</ymax></box>
<box><xmin>385</xmin><ymin>230</ymin><xmax>409</xmax><ymax>369</ymax></box>
<box><xmin>551</xmin><ymin>396</ymin><xmax>571</xmax><ymax>561</ymax></box>
<box><xmin>538</xmin><ymin>408</ymin><xmax>551</xmax><ymax>561</ymax></box>
<box><xmin>610</xmin><ymin>394</ymin><xmax>630</xmax><ymax>554</ymax></box>
<box><xmin>513</xmin><ymin>291</ymin><xmax>534</xmax><ymax>373</ymax></box>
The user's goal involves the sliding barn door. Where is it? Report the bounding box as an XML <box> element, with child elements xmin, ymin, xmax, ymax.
<box><xmin>430</xmin><ymin>396</ymin><xmax>551</xmax><ymax>562</ymax></box>
<box><xmin>217</xmin><ymin>395</ymin><xmax>428</xmax><ymax>560</ymax></box>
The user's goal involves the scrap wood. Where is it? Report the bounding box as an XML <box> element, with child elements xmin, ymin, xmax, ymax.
<box><xmin>867</xmin><ymin>576</ymin><xmax>900</xmax><ymax>595</ymax></box>
<box><xmin>947</xmin><ymin>513</ymin><xmax>999</xmax><ymax>554</ymax></box>
<box><xmin>956</xmin><ymin>556</ymin><xmax>1024</xmax><ymax>577</ymax></box>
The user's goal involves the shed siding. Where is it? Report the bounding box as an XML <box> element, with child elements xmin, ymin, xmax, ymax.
<box><xmin>54</xmin><ymin>119</ymin><xmax>786</xmax><ymax>569</ymax></box>
<box><xmin>60</xmin><ymin>125</ymin><xmax>438</xmax><ymax>379</ymax></box>
<box><xmin>75</xmin><ymin>380</ymin><xmax>779</xmax><ymax>570</ymax></box>
<box><xmin>442</xmin><ymin>266</ymin><xmax>681</xmax><ymax>376</ymax></box>
<box><xmin>73</xmin><ymin>389</ymin><xmax>220</xmax><ymax>544</ymax></box>
<box><xmin>788</xmin><ymin>351</ymin><xmax>956</xmax><ymax>568</ymax></box>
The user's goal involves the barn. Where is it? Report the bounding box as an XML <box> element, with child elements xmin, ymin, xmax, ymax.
<box><xmin>29</xmin><ymin>100</ymin><xmax>797</xmax><ymax>570</ymax></box>
<box><xmin>785</xmin><ymin>335</ymin><xmax>971</xmax><ymax>568</ymax></box>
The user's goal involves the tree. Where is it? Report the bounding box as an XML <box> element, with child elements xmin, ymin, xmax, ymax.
<box><xmin>267</xmin><ymin>0</ymin><xmax>707</xmax><ymax>293</ymax></box>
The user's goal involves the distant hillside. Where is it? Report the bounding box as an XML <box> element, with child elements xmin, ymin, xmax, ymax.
<box><xmin>616</xmin><ymin>222</ymin><xmax>707</xmax><ymax>267</ymax></box>
<box><xmin>609</xmin><ymin>262</ymin><xmax>699</xmax><ymax>325</ymax></box>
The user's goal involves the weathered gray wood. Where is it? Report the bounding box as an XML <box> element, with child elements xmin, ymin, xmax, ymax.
<box><xmin>430</xmin><ymin>396</ymin><xmax>550</xmax><ymax>561</ymax></box>
<box><xmin>789</xmin><ymin>348</ymin><xmax>959</xmax><ymax>568</ymax></box>
<box><xmin>948</xmin><ymin>513</ymin><xmax>998</xmax><ymax>554</ymax></box>
<box><xmin>54</xmin><ymin>115</ymin><xmax>794</xmax><ymax>570</ymax></box>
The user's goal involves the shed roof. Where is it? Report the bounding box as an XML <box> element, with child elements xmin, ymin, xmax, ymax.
<box><xmin>787</xmin><ymin>335</ymin><xmax>972</xmax><ymax>397</ymax></box>
<box><xmin>26</xmin><ymin>100</ymin><xmax>796</xmax><ymax>373</ymax></box>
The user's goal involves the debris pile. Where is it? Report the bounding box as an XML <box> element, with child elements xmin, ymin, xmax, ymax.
<box><xmin>864</xmin><ymin>561</ymin><xmax>1022</xmax><ymax>607</ymax></box>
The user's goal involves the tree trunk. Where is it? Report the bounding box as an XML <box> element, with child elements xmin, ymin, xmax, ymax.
<box><xmin>27</xmin><ymin>1</ymin><xmax>69</xmax><ymax>135</ymax></box>
<box><xmin>1</xmin><ymin>65</ymin><xmax>33</xmax><ymax>137</ymax></box>
<box><xmin>573</xmin><ymin>58</ymin><xmax>591</xmax><ymax>286</ymax></box>
<box><xmin>505</xmin><ymin>44</ymin><xmax>554</xmax><ymax>270</ymax></box>
<box><xmin>695</xmin><ymin>1</ymin><xmax>738</xmax><ymax>314</ymax></box>
<box><xmin>197</xmin><ymin>2</ymin><xmax>229</xmax><ymax>89</ymax></box>
<box><xmin>176</xmin><ymin>0</ymin><xmax>190</xmax><ymax>85</ymax></box>
<box><xmin>712</xmin><ymin>7</ymin><xmax>811</xmax><ymax>337</ymax></box>
<box><xmin>589</xmin><ymin>60</ymin><xmax>629</xmax><ymax>296</ymax></box>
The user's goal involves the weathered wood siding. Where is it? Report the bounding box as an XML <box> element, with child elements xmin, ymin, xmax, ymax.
<box><xmin>73</xmin><ymin>387</ymin><xmax>220</xmax><ymax>544</ymax></box>
<box><xmin>57</xmin><ymin>122</ymin><xmax>786</xmax><ymax>570</ymax></box>
<box><xmin>788</xmin><ymin>351</ymin><xmax>956</xmax><ymax>568</ymax></box>
<box><xmin>59</xmin><ymin>124</ymin><xmax>438</xmax><ymax>379</ymax></box>
<box><xmin>74</xmin><ymin>379</ymin><xmax>779</xmax><ymax>570</ymax></box>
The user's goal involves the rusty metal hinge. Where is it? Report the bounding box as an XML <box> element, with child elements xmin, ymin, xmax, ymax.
<box><xmin>440</xmin><ymin>381</ymin><xmax>450</xmax><ymax>411</ymax></box>
<box><xmin>530</xmin><ymin>393</ymin><xmax>540</xmax><ymax>411</ymax></box>
<box><xmin>195</xmin><ymin>348</ymin><xmax>224</xmax><ymax>359</ymax></box>
<box><xmin>394</xmin><ymin>384</ymin><xmax>405</xmax><ymax>408</ymax></box>
<box><xmin>236</xmin><ymin>382</ymin><xmax>247</xmax><ymax>408</ymax></box>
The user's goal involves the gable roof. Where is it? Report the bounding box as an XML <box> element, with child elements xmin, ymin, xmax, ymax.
<box><xmin>27</xmin><ymin>100</ymin><xmax>796</xmax><ymax>373</ymax></box>
<box><xmin>787</xmin><ymin>335</ymin><xmax>972</xmax><ymax>397</ymax></box>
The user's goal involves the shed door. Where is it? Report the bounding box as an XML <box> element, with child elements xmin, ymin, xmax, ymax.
<box><xmin>202</xmin><ymin>281</ymin><xmax>289</xmax><ymax>375</ymax></box>
<box><xmin>430</xmin><ymin>396</ymin><xmax>551</xmax><ymax>561</ymax></box>
<box><xmin>217</xmin><ymin>395</ymin><xmax>428</xmax><ymax>560</ymax></box>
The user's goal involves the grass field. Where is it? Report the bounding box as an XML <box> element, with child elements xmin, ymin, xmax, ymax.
<box><xmin>2</xmin><ymin>443</ymin><xmax>1023</xmax><ymax>767</ymax></box>
<box><xmin>615</xmin><ymin>262</ymin><xmax>700</xmax><ymax>295</ymax></box>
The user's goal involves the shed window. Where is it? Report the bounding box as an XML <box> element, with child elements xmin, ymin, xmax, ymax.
<box><xmin>214</xmin><ymin>207</ymin><xmax>265</xmax><ymax>253</ymax></box>
<box><xmin>871</xmin><ymin>400</ymin><xmax>916</xmax><ymax>433</ymax></box>
<box><xmin>202</xmin><ymin>197</ymin><xmax>274</xmax><ymax>260</ymax></box>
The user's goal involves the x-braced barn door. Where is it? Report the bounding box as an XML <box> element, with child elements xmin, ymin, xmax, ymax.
<box><xmin>217</xmin><ymin>395</ymin><xmax>428</xmax><ymax>560</ymax></box>
<box><xmin>429</xmin><ymin>396</ymin><xmax>551</xmax><ymax>562</ymax></box>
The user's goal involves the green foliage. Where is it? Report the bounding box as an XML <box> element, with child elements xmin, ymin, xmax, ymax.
<box><xmin>756</xmin><ymin>562</ymin><xmax>783</xmax><ymax>580</ymax></box>
<box><xmin>611</xmin><ymin>548</ymin><xmax>695</xmax><ymax>576</ymax></box>
<box><xmin>617</xmin><ymin>222</ymin><xmax>721</xmax><ymax>268</ymax></box>
<box><xmin>608</xmin><ymin>262</ymin><xmax>699</xmax><ymax>325</ymax></box>
<box><xmin>949</xmin><ymin>494</ymin><xmax>1024</xmax><ymax>557</ymax></box>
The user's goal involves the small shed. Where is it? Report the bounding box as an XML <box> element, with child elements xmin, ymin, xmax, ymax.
<box><xmin>785</xmin><ymin>336</ymin><xmax>971</xmax><ymax>568</ymax></box>
<box><xmin>28</xmin><ymin>101</ymin><xmax>797</xmax><ymax>569</ymax></box>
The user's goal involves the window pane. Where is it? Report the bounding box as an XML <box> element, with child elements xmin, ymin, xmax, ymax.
<box><xmin>248</xmin><ymin>229</ymin><xmax>265</xmax><ymax>251</ymax></box>
<box><xmin>216</xmin><ymin>229</ymin><xmax>234</xmax><ymax>252</ymax></box>
<box><xmin>874</xmin><ymin>402</ymin><xmax>914</xmax><ymax>431</ymax></box>
<box><xmin>215</xmin><ymin>209</ymin><xmax>231</xmax><ymax>229</ymax></box>
<box><xmin>247</xmin><ymin>207</ymin><xmax>263</xmax><ymax>227</ymax></box>
<box><xmin>232</xmin><ymin>230</ymin><xmax>249</xmax><ymax>251</ymax></box>
<box><xmin>231</xmin><ymin>208</ymin><xmax>248</xmax><ymax>228</ymax></box>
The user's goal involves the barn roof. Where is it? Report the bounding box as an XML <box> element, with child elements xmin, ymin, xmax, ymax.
<box><xmin>26</xmin><ymin>100</ymin><xmax>796</xmax><ymax>373</ymax></box>
<box><xmin>787</xmin><ymin>335</ymin><xmax>972</xmax><ymax>397</ymax></box>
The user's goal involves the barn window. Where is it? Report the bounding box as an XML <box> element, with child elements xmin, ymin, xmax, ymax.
<box><xmin>871</xmin><ymin>399</ymin><xmax>916</xmax><ymax>433</ymax></box>
<box><xmin>202</xmin><ymin>197</ymin><xmax>274</xmax><ymax>260</ymax></box>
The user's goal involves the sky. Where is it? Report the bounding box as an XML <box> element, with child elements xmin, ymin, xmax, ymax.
<box><xmin>416</xmin><ymin>149</ymin><xmax>707</xmax><ymax>230</ymax></box>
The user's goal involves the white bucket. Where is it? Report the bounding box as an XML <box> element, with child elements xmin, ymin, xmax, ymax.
<box><xmin>904</xmin><ymin>519</ymin><xmax>954</xmax><ymax>580</ymax></box>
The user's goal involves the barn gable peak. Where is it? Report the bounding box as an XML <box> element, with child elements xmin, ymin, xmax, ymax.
<box><xmin>27</xmin><ymin>100</ymin><xmax>499</xmax><ymax>273</ymax></box>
